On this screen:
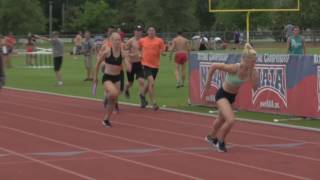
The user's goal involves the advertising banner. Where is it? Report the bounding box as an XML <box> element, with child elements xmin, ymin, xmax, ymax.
<box><xmin>189</xmin><ymin>53</ymin><xmax>320</xmax><ymax>118</ymax></box>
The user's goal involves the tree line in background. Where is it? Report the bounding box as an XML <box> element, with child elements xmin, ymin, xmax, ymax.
<box><xmin>0</xmin><ymin>0</ymin><xmax>319</xmax><ymax>35</ymax></box>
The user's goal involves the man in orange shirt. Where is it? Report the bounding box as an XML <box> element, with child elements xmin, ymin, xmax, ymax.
<box><xmin>139</xmin><ymin>26</ymin><xmax>165</xmax><ymax>110</ymax></box>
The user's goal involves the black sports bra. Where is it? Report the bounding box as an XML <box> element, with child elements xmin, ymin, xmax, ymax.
<box><xmin>104</xmin><ymin>48</ymin><xmax>122</xmax><ymax>66</ymax></box>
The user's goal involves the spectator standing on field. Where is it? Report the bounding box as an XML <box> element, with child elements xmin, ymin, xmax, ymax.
<box><xmin>287</xmin><ymin>26</ymin><xmax>306</xmax><ymax>55</ymax></box>
<box><xmin>73</xmin><ymin>31</ymin><xmax>82</xmax><ymax>58</ymax></box>
<box><xmin>233</xmin><ymin>30</ymin><xmax>240</xmax><ymax>49</ymax></box>
<box><xmin>82</xmin><ymin>31</ymin><xmax>95</xmax><ymax>81</ymax></box>
<box><xmin>35</xmin><ymin>31</ymin><xmax>64</xmax><ymax>86</ymax></box>
<box><xmin>3</xmin><ymin>32</ymin><xmax>16</xmax><ymax>68</ymax></box>
<box><xmin>0</xmin><ymin>35</ymin><xmax>5</xmax><ymax>89</ymax></box>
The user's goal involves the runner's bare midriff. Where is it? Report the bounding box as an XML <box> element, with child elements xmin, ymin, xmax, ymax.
<box><xmin>104</xmin><ymin>64</ymin><xmax>122</xmax><ymax>75</ymax></box>
<box><xmin>128</xmin><ymin>38</ymin><xmax>141</xmax><ymax>63</ymax></box>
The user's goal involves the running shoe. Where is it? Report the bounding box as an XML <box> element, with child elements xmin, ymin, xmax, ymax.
<box><xmin>216</xmin><ymin>141</ymin><xmax>227</xmax><ymax>152</ymax></box>
<box><xmin>54</xmin><ymin>81</ymin><xmax>64</xmax><ymax>87</ymax></box>
<box><xmin>102</xmin><ymin>119</ymin><xmax>112</xmax><ymax>128</ymax></box>
<box><xmin>140</xmin><ymin>94</ymin><xmax>148</xmax><ymax>108</ymax></box>
<box><xmin>205</xmin><ymin>135</ymin><xmax>218</xmax><ymax>146</ymax></box>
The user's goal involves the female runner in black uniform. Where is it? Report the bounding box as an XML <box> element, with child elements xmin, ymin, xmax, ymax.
<box><xmin>94</xmin><ymin>33</ymin><xmax>131</xmax><ymax>127</ymax></box>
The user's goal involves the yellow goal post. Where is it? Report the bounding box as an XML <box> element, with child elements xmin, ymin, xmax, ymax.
<box><xmin>208</xmin><ymin>0</ymin><xmax>300</xmax><ymax>43</ymax></box>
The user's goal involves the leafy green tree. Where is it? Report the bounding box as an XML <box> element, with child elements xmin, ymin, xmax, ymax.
<box><xmin>38</xmin><ymin>0</ymin><xmax>69</xmax><ymax>33</ymax></box>
<box><xmin>271</xmin><ymin>0</ymin><xmax>320</xmax><ymax>30</ymax></box>
<box><xmin>0</xmin><ymin>0</ymin><xmax>46</xmax><ymax>35</ymax></box>
<box><xmin>195</xmin><ymin>0</ymin><xmax>215</xmax><ymax>31</ymax></box>
<box><xmin>105</xmin><ymin>0</ymin><xmax>117</xmax><ymax>8</ymax></box>
<box><xmin>299</xmin><ymin>0</ymin><xmax>320</xmax><ymax>29</ymax></box>
<box><xmin>136</xmin><ymin>0</ymin><xmax>199</xmax><ymax>32</ymax></box>
<box><xmin>136</xmin><ymin>0</ymin><xmax>163</xmax><ymax>29</ymax></box>
<box><xmin>114</xmin><ymin>0</ymin><xmax>139</xmax><ymax>32</ymax></box>
<box><xmin>64</xmin><ymin>0</ymin><xmax>117</xmax><ymax>33</ymax></box>
<box><xmin>160</xmin><ymin>0</ymin><xmax>199</xmax><ymax>32</ymax></box>
<box><xmin>63</xmin><ymin>6</ymin><xmax>83</xmax><ymax>33</ymax></box>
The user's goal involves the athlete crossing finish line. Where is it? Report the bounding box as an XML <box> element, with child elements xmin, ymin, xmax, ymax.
<box><xmin>202</xmin><ymin>43</ymin><xmax>259</xmax><ymax>152</ymax></box>
<box><xmin>138</xmin><ymin>26</ymin><xmax>166</xmax><ymax>110</ymax></box>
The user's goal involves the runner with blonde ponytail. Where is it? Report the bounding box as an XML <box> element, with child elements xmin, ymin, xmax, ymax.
<box><xmin>202</xmin><ymin>43</ymin><xmax>259</xmax><ymax>152</ymax></box>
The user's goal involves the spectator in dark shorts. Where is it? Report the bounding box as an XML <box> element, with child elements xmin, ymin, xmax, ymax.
<box><xmin>35</xmin><ymin>32</ymin><xmax>64</xmax><ymax>86</ymax></box>
<box><xmin>169</xmin><ymin>31</ymin><xmax>190</xmax><ymax>88</ymax></box>
<box><xmin>233</xmin><ymin>30</ymin><xmax>240</xmax><ymax>49</ymax></box>
<box><xmin>25</xmin><ymin>36</ymin><xmax>36</xmax><ymax>66</ymax></box>
<box><xmin>73</xmin><ymin>31</ymin><xmax>82</xmax><ymax>57</ymax></box>
<box><xmin>138</xmin><ymin>26</ymin><xmax>165</xmax><ymax>110</ymax></box>
<box><xmin>82</xmin><ymin>31</ymin><xmax>95</xmax><ymax>81</ymax></box>
<box><xmin>0</xmin><ymin>35</ymin><xmax>5</xmax><ymax>89</ymax></box>
<box><xmin>124</xmin><ymin>26</ymin><xmax>144</xmax><ymax>98</ymax></box>
<box><xmin>3</xmin><ymin>32</ymin><xmax>16</xmax><ymax>68</ymax></box>
<box><xmin>0</xmin><ymin>54</ymin><xmax>4</xmax><ymax>89</ymax></box>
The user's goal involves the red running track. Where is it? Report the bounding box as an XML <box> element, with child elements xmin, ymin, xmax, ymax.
<box><xmin>0</xmin><ymin>88</ymin><xmax>319</xmax><ymax>180</ymax></box>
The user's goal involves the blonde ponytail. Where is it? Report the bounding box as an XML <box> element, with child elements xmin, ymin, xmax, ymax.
<box><xmin>242</xmin><ymin>43</ymin><xmax>256</xmax><ymax>60</ymax></box>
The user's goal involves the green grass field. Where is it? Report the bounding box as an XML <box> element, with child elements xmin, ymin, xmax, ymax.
<box><xmin>4</xmin><ymin>43</ymin><xmax>320</xmax><ymax>129</ymax></box>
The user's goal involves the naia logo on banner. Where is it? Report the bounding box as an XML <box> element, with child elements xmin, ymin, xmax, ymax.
<box><xmin>199</xmin><ymin>62</ymin><xmax>225</xmax><ymax>100</ymax></box>
<box><xmin>252</xmin><ymin>64</ymin><xmax>288</xmax><ymax>108</ymax></box>
<box><xmin>317</xmin><ymin>66</ymin><xmax>320</xmax><ymax>111</ymax></box>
